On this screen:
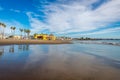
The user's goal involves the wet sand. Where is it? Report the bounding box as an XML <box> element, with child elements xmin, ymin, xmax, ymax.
<box><xmin>0</xmin><ymin>39</ymin><xmax>72</xmax><ymax>45</ymax></box>
<box><xmin>0</xmin><ymin>42</ymin><xmax>120</xmax><ymax>80</ymax></box>
<box><xmin>0</xmin><ymin>50</ymin><xmax>120</xmax><ymax>80</ymax></box>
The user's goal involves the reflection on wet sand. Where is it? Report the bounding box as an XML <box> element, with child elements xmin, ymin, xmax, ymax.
<box><xmin>8</xmin><ymin>44</ymin><xmax>29</xmax><ymax>53</ymax></box>
<box><xmin>0</xmin><ymin>44</ymin><xmax>29</xmax><ymax>56</ymax></box>
<box><xmin>9</xmin><ymin>45</ymin><xmax>14</xmax><ymax>53</ymax></box>
<box><xmin>18</xmin><ymin>44</ymin><xmax>29</xmax><ymax>51</ymax></box>
<box><xmin>24</xmin><ymin>45</ymin><xmax>120</xmax><ymax>80</ymax></box>
<box><xmin>0</xmin><ymin>46</ymin><xmax>4</xmax><ymax>57</ymax></box>
<box><xmin>0</xmin><ymin>45</ymin><xmax>120</xmax><ymax>80</ymax></box>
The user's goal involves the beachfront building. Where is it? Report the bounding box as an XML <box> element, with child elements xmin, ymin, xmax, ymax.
<box><xmin>49</xmin><ymin>34</ymin><xmax>56</xmax><ymax>40</ymax></box>
<box><xmin>56</xmin><ymin>36</ymin><xmax>72</xmax><ymax>40</ymax></box>
<box><xmin>34</xmin><ymin>34</ymin><xmax>56</xmax><ymax>40</ymax></box>
<box><xmin>0</xmin><ymin>33</ymin><xmax>7</xmax><ymax>39</ymax></box>
<box><xmin>13</xmin><ymin>35</ymin><xmax>21</xmax><ymax>39</ymax></box>
<box><xmin>8</xmin><ymin>35</ymin><xmax>21</xmax><ymax>39</ymax></box>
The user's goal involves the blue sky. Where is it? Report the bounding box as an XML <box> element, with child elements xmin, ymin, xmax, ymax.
<box><xmin>0</xmin><ymin>0</ymin><xmax>120</xmax><ymax>38</ymax></box>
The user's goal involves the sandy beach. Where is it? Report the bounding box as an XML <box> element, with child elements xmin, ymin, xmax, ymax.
<box><xmin>0</xmin><ymin>39</ymin><xmax>72</xmax><ymax>45</ymax></box>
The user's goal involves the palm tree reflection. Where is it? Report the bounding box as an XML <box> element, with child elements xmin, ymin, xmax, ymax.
<box><xmin>0</xmin><ymin>45</ymin><xmax>29</xmax><ymax>55</ymax></box>
<box><xmin>0</xmin><ymin>46</ymin><xmax>4</xmax><ymax>57</ymax></box>
<box><xmin>18</xmin><ymin>44</ymin><xmax>29</xmax><ymax>51</ymax></box>
<box><xmin>9</xmin><ymin>45</ymin><xmax>14</xmax><ymax>53</ymax></box>
<box><xmin>18</xmin><ymin>45</ymin><xmax>22</xmax><ymax>50</ymax></box>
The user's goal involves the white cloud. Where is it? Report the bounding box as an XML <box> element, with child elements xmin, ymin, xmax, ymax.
<box><xmin>10</xmin><ymin>9</ymin><xmax>21</xmax><ymax>13</ymax></box>
<box><xmin>82</xmin><ymin>27</ymin><xmax>120</xmax><ymax>35</ymax></box>
<box><xmin>27</xmin><ymin>0</ymin><xmax>120</xmax><ymax>36</ymax></box>
<box><xmin>26</xmin><ymin>12</ymin><xmax>48</xmax><ymax>33</ymax></box>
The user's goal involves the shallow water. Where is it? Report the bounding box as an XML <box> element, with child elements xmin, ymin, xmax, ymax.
<box><xmin>0</xmin><ymin>41</ymin><xmax>120</xmax><ymax>80</ymax></box>
<box><xmin>74</xmin><ymin>40</ymin><xmax>120</xmax><ymax>46</ymax></box>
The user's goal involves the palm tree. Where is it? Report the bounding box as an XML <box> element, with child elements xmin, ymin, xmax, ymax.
<box><xmin>0</xmin><ymin>22</ymin><xmax>2</xmax><ymax>30</ymax></box>
<box><xmin>10</xmin><ymin>27</ymin><xmax>13</xmax><ymax>36</ymax></box>
<box><xmin>25</xmin><ymin>29</ymin><xmax>31</xmax><ymax>39</ymax></box>
<box><xmin>12</xmin><ymin>27</ymin><xmax>16</xmax><ymax>36</ymax></box>
<box><xmin>0</xmin><ymin>22</ymin><xmax>2</xmax><ymax>26</ymax></box>
<box><xmin>0</xmin><ymin>22</ymin><xmax>3</xmax><ymax>39</ymax></box>
<box><xmin>24</xmin><ymin>29</ymin><xmax>27</xmax><ymax>39</ymax></box>
<box><xmin>19</xmin><ymin>28</ymin><xmax>23</xmax><ymax>39</ymax></box>
<box><xmin>0</xmin><ymin>22</ymin><xmax>6</xmax><ymax>39</ymax></box>
<box><xmin>34</xmin><ymin>33</ymin><xmax>38</xmax><ymax>37</ymax></box>
<box><xmin>2</xmin><ymin>23</ymin><xmax>6</xmax><ymax>39</ymax></box>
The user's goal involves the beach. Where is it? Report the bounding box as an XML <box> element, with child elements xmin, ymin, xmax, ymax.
<box><xmin>0</xmin><ymin>41</ymin><xmax>120</xmax><ymax>80</ymax></box>
<box><xmin>0</xmin><ymin>39</ymin><xmax>72</xmax><ymax>45</ymax></box>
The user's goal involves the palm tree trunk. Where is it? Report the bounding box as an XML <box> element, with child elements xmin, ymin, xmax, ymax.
<box><xmin>28</xmin><ymin>33</ymin><xmax>29</xmax><ymax>39</ymax></box>
<box><xmin>0</xmin><ymin>27</ymin><xmax>2</xmax><ymax>39</ymax></box>
<box><xmin>24</xmin><ymin>32</ymin><xmax>25</xmax><ymax>39</ymax></box>
<box><xmin>11</xmin><ymin>29</ymin><xmax>12</xmax><ymax>36</ymax></box>
<box><xmin>3</xmin><ymin>28</ymin><xmax>4</xmax><ymax>39</ymax></box>
<box><xmin>1</xmin><ymin>28</ymin><xmax>4</xmax><ymax>39</ymax></box>
<box><xmin>21</xmin><ymin>32</ymin><xmax>22</xmax><ymax>39</ymax></box>
<box><xmin>14</xmin><ymin>30</ymin><xmax>15</xmax><ymax>36</ymax></box>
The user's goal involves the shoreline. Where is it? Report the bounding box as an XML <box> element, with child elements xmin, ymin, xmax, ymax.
<box><xmin>0</xmin><ymin>39</ymin><xmax>72</xmax><ymax>45</ymax></box>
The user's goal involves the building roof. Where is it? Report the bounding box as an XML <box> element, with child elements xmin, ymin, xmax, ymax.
<box><xmin>49</xmin><ymin>34</ymin><xmax>54</xmax><ymax>36</ymax></box>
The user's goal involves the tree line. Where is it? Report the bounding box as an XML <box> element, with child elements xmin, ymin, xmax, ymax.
<box><xmin>0</xmin><ymin>22</ymin><xmax>31</xmax><ymax>39</ymax></box>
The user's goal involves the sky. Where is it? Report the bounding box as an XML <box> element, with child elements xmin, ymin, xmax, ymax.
<box><xmin>0</xmin><ymin>0</ymin><xmax>120</xmax><ymax>38</ymax></box>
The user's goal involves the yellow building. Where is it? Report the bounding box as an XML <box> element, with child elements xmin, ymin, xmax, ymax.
<box><xmin>49</xmin><ymin>34</ymin><xmax>56</xmax><ymax>40</ymax></box>
<box><xmin>34</xmin><ymin>34</ymin><xmax>56</xmax><ymax>40</ymax></box>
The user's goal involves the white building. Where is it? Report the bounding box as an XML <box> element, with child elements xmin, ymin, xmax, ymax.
<box><xmin>13</xmin><ymin>35</ymin><xmax>21</xmax><ymax>39</ymax></box>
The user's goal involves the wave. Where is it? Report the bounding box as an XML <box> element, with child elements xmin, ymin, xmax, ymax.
<box><xmin>74</xmin><ymin>40</ymin><xmax>120</xmax><ymax>46</ymax></box>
